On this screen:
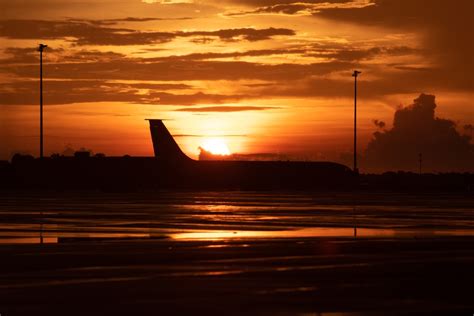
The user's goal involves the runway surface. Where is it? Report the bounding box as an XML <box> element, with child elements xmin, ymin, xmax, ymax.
<box><xmin>0</xmin><ymin>191</ymin><xmax>473</xmax><ymax>315</ymax></box>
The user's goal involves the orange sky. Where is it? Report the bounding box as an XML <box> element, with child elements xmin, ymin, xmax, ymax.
<box><xmin>0</xmin><ymin>0</ymin><xmax>473</xmax><ymax>171</ymax></box>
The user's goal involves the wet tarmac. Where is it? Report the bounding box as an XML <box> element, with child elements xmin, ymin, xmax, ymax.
<box><xmin>0</xmin><ymin>191</ymin><xmax>473</xmax><ymax>315</ymax></box>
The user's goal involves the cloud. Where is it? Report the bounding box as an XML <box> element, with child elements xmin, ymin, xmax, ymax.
<box><xmin>175</xmin><ymin>105</ymin><xmax>278</xmax><ymax>112</ymax></box>
<box><xmin>68</xmin><ymin>17</ymin><xmax>194</xmax><ymax>26</ymax></box>
<box><xmin>307</xmin><ymin>46</ymin><xmax>419</xmax><ymax>62</ymax></box>
<box><xmin>142</xmin><ymin>0</ymin><xmax>193</xmax><ymax>3</ymax></box>
<box><xmin>0</xmin><ymin>46</ymin><xmax>358</xmax><ymax>106</ymax></box>
<box><xmin>221</xmin><ymin>0</ymin><xmax>473</xmax><ymax>93</ymax></box>
<box><xmin>177</xmin><ymin>27</ymin><xmax>295</xmax><ymax>42</ymax></box>
<box><xmin>0</xmin><ymin>19</ymin><xmax>129</xmax><ymax>41</ymax></box>
<box><xmin>1</xmin><ymin>40</ymin><xmax>465</xmax><ymax>110</ymax></box>
<box><xmin>1</xmin><ymin>55</ymin><xmax>351</xmax><ymax>82</ymax></box>
<box><xmin>0</xmin><ymin>80</ymin><xmax>195</xmax><ymax>106</ymax></box>
<box><xmin>253</xmin><ymin>62</ymin><xmax>471</xmax><ymax>100</ymax></box>
<box><xmin>225</xmin><ymin>0</ymin><xmax>374</xmax><ymax>17</ymax></box>
<box><xmin>0</xmin><ymin>20</ymin><xmax>295</xmax><ymax>45</ymax></box>
<box><xmin>0</xmin><ymin>80</ymin><xmax>139</xmax><ymax>105</ymax></box>
<box><xmin>146</xmin><ymin>48</ymin><xmax>307</xmax><ymax>61</ymax></box>
<box><xmin>145</xmin><ymin>92</ymin><xmax>251</xmax><ymax>105</ymax></box>
<box><xmin>223</xmin><ymin>0</ymin><xmax>353</xmax><ymax>5</ymax></box>
<box><xmin>315</xmin><ymin>0</ymin><xmax>474</xmax><ymax>87</ymax></box>
<box><xmin>0</xmin><ymin>48</ymin><xmax>126</xmax><ymax>64</ymax></box>
<box><xmin>0</xmin><ymin>38</ymin><xmax>458</xmax><ymax>109</ymax></box>
<box><xmin>0</xmin><ymin>44</ymin><xmax>446</xmax><ymax>106</ymax></box>
<box><xmin>364</xmin><ymin>94</ymin><xmax>474</xmax><ymax>172</ymax></box>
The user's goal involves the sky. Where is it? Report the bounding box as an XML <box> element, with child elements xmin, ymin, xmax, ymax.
<box><xmin>0</xmin><ymin>0</ymin><xmax>473</xmax><ymax>172</ymax></box>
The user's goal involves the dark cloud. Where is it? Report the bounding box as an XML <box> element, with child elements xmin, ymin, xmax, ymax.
<box><xmin>316</xmin><ymin>0</ymin><xmax>474</xmax><ymax>88</ymax></box>
<box><xmin>177</xmin><ymin>27</ymin><xmax>295</xmax><ymax>42</ymax></box>
<box><xmin>0</xmin><ymin>20</ymin><xmax>295</xmax><ymax>45</ymax></box>
<box><xmin>1</xmin><ymin>57</ymin><xmax>351</xmax><ymax>81</ymax></box>
<box><xmin>0</xmin><ymin>45</ymin><xmax>457</xmax><ymax>106</ymax></box>
<box><xmin>0</xmin><ymin>48</ymin><xmax>125</xmax><ymax>64</ymax></box>
<box><xmin>223</xmin><ymin>0</ymin><xmax>473</xmax><ymax>93</ymax></box>
<box><xmin>225</xmin><ymin>0</ymin><xmax>372</xmax><ymax>16</ymax></box>
<box><xmin>57</xmin><ymin>50</ymin><xmax>126</xmax><ymax>62</ymax></box>
<box><xmin>225</xmin><ymin>0</ymin><xmax>353</xmax><ymax>5</ymax></box>
<box><xmin>255</xmin><ymin>63</ymin><xmax>471</xmax><ymax>100</ymax></box>
<box><xmin>147</xmin><ymin>48</ymin><xmax>306</xmax><ymax>61</ymax></box>
<box><xmin>0</xmin><ymin>80</ymin><xmax>141</xmax><ymax>105</ymax></box>
<box><xmin>123</xmin><ymin>82</ymin><xmax>192</xmax><ymax>90</ymax></box>
<box><xmin>145</xmin><ymin>92</ymin><xmax>251</xmax><ymax>105</ymax></box>
<box><xmin>307</xmin><ymin>46</ymin><xmax>419</xmax><ymax>62</ymax></box>
<box><xmin>0</xmin><ymin>20</ymin><xmax>138</xmax><ymax>43</ymax></box>
<box><xmin>73</xmin><ymin>17</ymin><xmax>193</xmax><ymax>25</ymax></box>
<box><xmin>0</xmin><ymin>80</ymin><xmax>195</xmax><ymax>106</ymax></box>
<box><xmin>390</xmin><ymin>65</ymin><xmax>432</xmax><ymax>72</ymax></box>
<box><xmin>0</xmin><ymin>42</ymin><xmax>456</xmax><ymax>108</ymax></box>
<box><xmin>0</xmin><ymin>46</ymin><xmax>356</xmax><ymax>106</ymax></box>
<box><xmin>364</xmin><ymin>94</ymin><xmax>474</xmax><ymax>172</ymax></box>
<box><xmin>74</xmin><ymin>31</ymin><xmax>175</xmax><ymax>46</ymax></box>
<box><xmin>0</xmin><ymin>47</ymin><xmax>46</xmax><ymax>64</ymax></box>
<box><xmin>316</xmin><ymin>0</ymin><xmax>468</xmax><ymax>28</ymax></box>
<box><xmin>175</xmin><ymin>105</ymin><xmax>278</xmax><ymax>112</ymax></box>
<box><xmin>227</xmin><ymin>3</ymin><xmax>316</xmax><ymax>16</ymax></box>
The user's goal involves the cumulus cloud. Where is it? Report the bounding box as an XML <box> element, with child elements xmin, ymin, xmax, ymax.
<box><xmin>364</xmin><ymin>94</ymin><xmax>474</xmax><ymax>172</ymax></box>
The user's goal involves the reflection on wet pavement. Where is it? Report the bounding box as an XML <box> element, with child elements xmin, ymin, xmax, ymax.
<box><xmin>0</xmin><ymin>191</ymin><xmax>473</xmax><ymax>244</ymax></box>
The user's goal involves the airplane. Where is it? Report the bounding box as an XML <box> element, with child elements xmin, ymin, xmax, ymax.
<box><xmin>6</xmin><ymin>119</ymin><xmax>355</xmax><ymax>190</ymax></box>
<box><xmin>146</xmin><ymin>119</ymin><xmax>355</xmax><ymax>189</ymax></box>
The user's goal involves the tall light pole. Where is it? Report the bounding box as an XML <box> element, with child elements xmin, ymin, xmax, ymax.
<box><xmin>38</xmin><ymin>44</ymin><xmax>47</xmax><ymax>159</ymax></box>
<box><xmin>352</xmin><ymin>70</ymin><xmax>361</xmax><ymax>174</ymax></box>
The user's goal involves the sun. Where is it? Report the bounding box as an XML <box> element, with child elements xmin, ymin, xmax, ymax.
<box><xmin>200</xmin><ymin>138</ymin><xmax>231</xmax><ymax>156</ymax></box>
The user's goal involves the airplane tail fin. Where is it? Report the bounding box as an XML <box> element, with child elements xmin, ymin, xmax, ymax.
<box><xmin>147</xmin><ymin>119</ymin><xmax>191</xmax><ymax>161</ymax></box>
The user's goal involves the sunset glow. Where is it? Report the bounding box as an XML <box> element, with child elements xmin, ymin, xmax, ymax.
<box><xmin>0</xmin><ymin>0</ymin><xmax>472</xmax><ymax>172</ymax></box>
<box><xmin>1</xmin><ymin>2</ymin><xmax>473</xmax><ymax>315</ymax></box>
<box><xmin>200</xmin><ymin>138</ymin><xmax>231</xmax><ymax>156</ymax></box>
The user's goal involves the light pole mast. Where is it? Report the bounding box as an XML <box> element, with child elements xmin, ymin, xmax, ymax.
<box><xmin>38</xmin><ymin>44</ymin><xmax>47</xmax><ymax>159</ymax></box>
<box><xmin>352</xmin><ymin>70</ymin><xmax>361</xmax><ymax>174</ymax></box>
